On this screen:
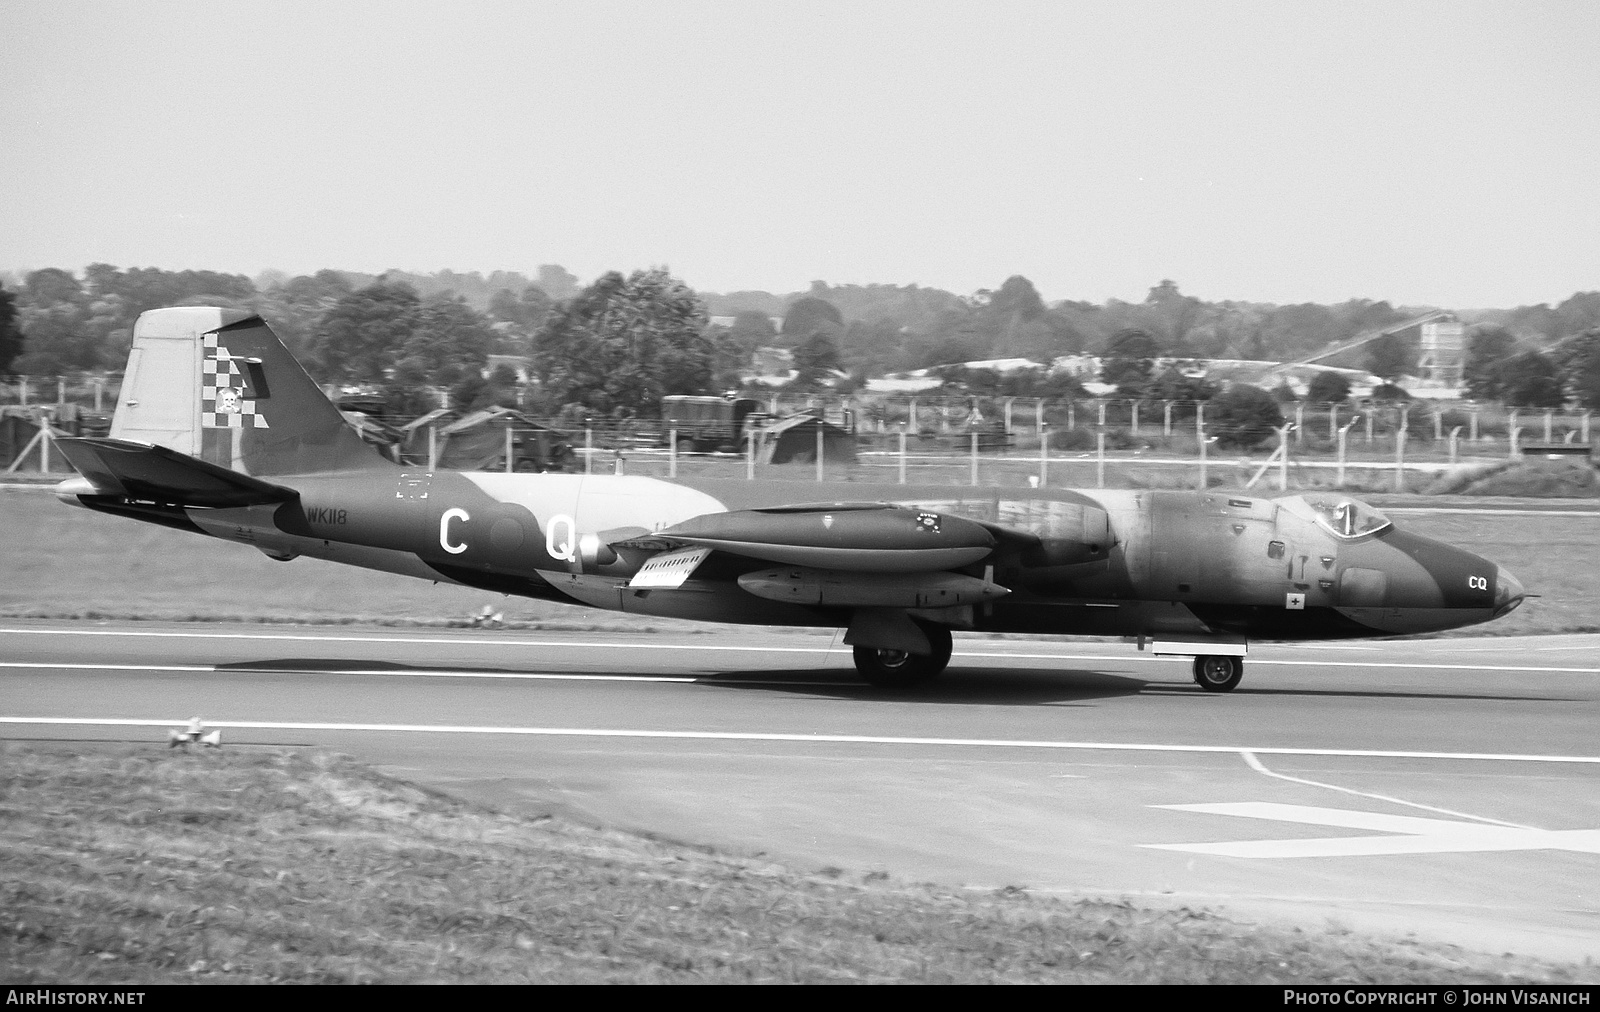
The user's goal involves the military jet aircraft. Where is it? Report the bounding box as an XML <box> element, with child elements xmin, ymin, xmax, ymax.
<box><xmin>53</xmin><ymin>308</ymin><xmax>1527</xmax><ymax>693</ymax></box>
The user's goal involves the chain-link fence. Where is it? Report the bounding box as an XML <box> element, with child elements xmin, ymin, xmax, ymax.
<box><xmin>7</xmin><ymin>381</ymin><xmax>1595</xmax><ymax>492</ymax></box>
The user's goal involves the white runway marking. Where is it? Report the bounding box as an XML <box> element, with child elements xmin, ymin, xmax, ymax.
<box><xmin>0</xmin><ymin>627</ymin><xmax>836</xmax><ymax>654</ymax></box>
<box><xmin>0</xmin><ymin>662</ymin><xmax>214</xmax><ymax>673</ymax></box>
<box><xmin>1240</xmin><ymin>750</ymin><xmax>1536</xmax><ymax>828</ymax></box>
<box><xmin>3</xmin><ymin>627</ymin><xmax>1596</xmax><ymax>673</ymax></box>
<box><xmin>1383</xmin><ymin>507</ymin><xmax>1600</xmax><ymax>517</ymax></box>
<box><xmin>4</xmin><ymin>716</ymin><xmax>1599</xmax><ymax>764</ymax></box>
<box><xmin>1146</xmin><ymin>803</ymin><xmax>1600</xmax><ymax>858</ymax></box>
<box><xmin>0</xmin><ymin>661</ymin><xmax>698</xmax><ymax>682</ymax></box>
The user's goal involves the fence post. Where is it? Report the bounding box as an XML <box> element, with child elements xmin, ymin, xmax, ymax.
<box><xmin>19</xmin><ymin>378</ymin><xmax>27</xmax><ymax>407</ymax></box>
<box><xmin>970</xmin><ymin>431</ymin><xmax>979</xmax><ymax>485</ymax></box>
<box><xmin>585</xmin><ymin>427</ymin><xmax>593</xmax><ymax>475</ymax></box>
<box><xmin>1195</xmin><ymin>402</ymin><xmax>1204</xmax><ymax>443</ymax></box>
<box><xmin>898</xmin><ymin>427</ymin><xmax>907</xmax><ymax>484</ymax></box>
<box><xmin>1510</xmin><ymin>426</ymin><xmax>1522</xmax><ymax>460</ymax></box>
<box><xmin>747</xmin><ymin>428</ymin><xmax>755</xmax><ymax>480</ymax></box>
<box><xmin>1394</xmin><ymin>424</ymin><xmax>1406</xmax><ymax>492</ymax></box>
<box><xmin>1470</xmin><ymin>410</ymin><xmax>1479</xmax><ymax>443</ymax></box>
<box><xmin>1545</xmin><ymin>410</ymin><xmax>1554</xmax><ymax>444</ymax></box>
<box><xmin>1097</xmin><ymin>400</ymin><xmax>1107</xmax><ymax>428</ymax></box>
<box><xmin>1067</xmin><ymin>400</ymin><xmax>1075</xmax><ymax>431</ymax></box>
<box><xmin>1197</xmin><ymin>430</ymin><xmax>1212</xmax><ymax>490</ymax></box>
<box><xmin>1336</xmin><ymin>420</ymin><xmax>1355</xmax><ymax>486</ymax></box>
<box><xmin>505</xmin><ymin>425</ymin><xmax>514</xmax><ymax>473</ymax></box>
<box><xmin>1585</xmin><ymin>412</ymin><xmax>1593</xmax><ymax>444</ymax></box>
<box><xmin>669</xmin><ymin>428</ymin><xmax>678</xmax><ymax>478</ymax></box>
<box><xmin>1035</xmin><ymin>397</ymin><xmax>1044</xmax><ymax>435</ymax></box>
<box><xmin>94</xmin><ymin>378</ymin><xmax>104</xmax><ymax>412</ymax></box>
<box><xmin>1277</xmin><ymin>423</ymin><xmax>1293</xmax><ymax>491</ymax></box>
<box><xmin>41</xmin><ymin>425</ymin><xmax>51</xmax><ymax>473</ymax></box>
<box><xmin>1004</xmin><ymin>397</ymin><xmax>1015</xmax><ymax>434</ymax></box>
<box><xmin>1039</xmin><ymin>425</ymin><xmax>1049</xmax><ymax>487</ymax></box>
<box><xmin>1364</xmin><ymin>408</ymin><xmax>1374</xmax><ymax>445</ymax></box>
<box><xmin>1328</xmin><ymin>403</ymin><xmax>1337</xmax><ymax>439</ymax></box>
<box><xmin>1163</xmin><ymin>400</ymin><xmax>1173</xmax><ymax>436</ymax></box>
<box><xmin>1294</xmin><ymin>403</ymin><xmax>1304</xmax><ymax>445</ymax></box>
<box><xmin>1130</xmin><ymin>400</ymin><xmax>1140</xmax><ymax>437</ymax></box>
<box><xmin>1096</xmin><ymin>430</ymin><xmax>1106</xmax><ymax>489</ymax></box>
<box><xmin>816</xmin><ymin>425</ymin><xmax>824</xmax><ymax>483</ymax></box>
<box><xmin>1449</xmin><ymin>426</ymin><xmax>1462</xmax><ymax>464</ymax></box>
<box><xmin>428</xmin><ymin>425</ymin><xmax>438</xmax><ymax>471</ymax></box>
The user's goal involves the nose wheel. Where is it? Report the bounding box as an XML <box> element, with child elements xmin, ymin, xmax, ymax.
<box><xmin>1193</xmin><ymin>655</ymin><xmax>1243</xmax><ymax>693</ymax></box>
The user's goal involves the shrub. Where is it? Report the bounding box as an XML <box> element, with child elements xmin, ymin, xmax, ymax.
<box><xmin>1209</xmin><ymin>384</ymin><xmax>1285</xmax><ymax>450</ymax></box>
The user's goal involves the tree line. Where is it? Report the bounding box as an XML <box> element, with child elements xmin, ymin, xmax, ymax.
<box><xmin>2</xmin><ymin>264</ymin><xmax>1598</xmax><ymax>419</ymax></box>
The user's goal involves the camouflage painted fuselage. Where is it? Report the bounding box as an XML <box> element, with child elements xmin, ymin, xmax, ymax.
<box><xmin>79</xmin><ymin>467</ymin><xmax>1520</xmax><ymax>644</ymax></box>
<box><xmin>55</xmin><ymin>306</ymin><xmax>1525</xmax><ymax>658</ymax></box>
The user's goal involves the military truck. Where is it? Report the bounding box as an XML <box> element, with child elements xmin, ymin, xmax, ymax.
<box><xmin>660</xmin><ymin>394</ymin><xmax>766</xmax><ymax>452</ymax></box>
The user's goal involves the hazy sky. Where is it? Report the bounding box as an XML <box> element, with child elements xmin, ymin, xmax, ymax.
<box><xmin>2</xmin><ymin>0</ymin><xmax>1596</xmax><ymax>307</ymax></box>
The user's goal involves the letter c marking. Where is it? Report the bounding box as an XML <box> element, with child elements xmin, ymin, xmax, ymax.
<box><xmin>440</xmin><ymin>508</ymin><xmax>470</xmax><ymax>555</ymax></box>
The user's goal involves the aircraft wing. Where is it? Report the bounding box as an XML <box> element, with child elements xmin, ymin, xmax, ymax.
<box><xmin>52</xmin><ymin>437</ymin><xmax>299</xmax><ymax>508</ymax></box>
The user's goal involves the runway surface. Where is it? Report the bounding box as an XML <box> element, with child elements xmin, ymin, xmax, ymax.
<box><xmin>3</xmin><ymin>619</ymin><xmax>1598</xmax><ymax>962</ymax></box>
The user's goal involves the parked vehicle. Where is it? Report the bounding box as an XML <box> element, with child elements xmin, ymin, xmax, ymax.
<box><xmin>660</xmin><ymin>394</ymin><xmax>766</xmax><ymax>452</ymax></box>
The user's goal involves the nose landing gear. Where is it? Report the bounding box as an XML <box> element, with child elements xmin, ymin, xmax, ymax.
<box><xmin>1193</xmin><ymin>654</ymin><xmax>1244</xmax><ymax>693</ymax></box>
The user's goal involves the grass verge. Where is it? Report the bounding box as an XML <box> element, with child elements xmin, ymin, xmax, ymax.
<box><xmin>1</xmin><ymin>743</ymin><xmax>1586</xmax><ymax>985</ymax></box>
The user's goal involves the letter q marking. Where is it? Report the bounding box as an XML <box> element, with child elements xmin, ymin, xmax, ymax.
<box><xmin>1468</xmin><ymin>575</ymin><xmax>1488</xmax><ymax>591</ymax></box>
<box><xmin>546</xmin><ymin>513</ymin><xmax>576</xmax><ymax>563</ymax></box>
<box><xmin>440</xmin><ymin>508</ymin><xmax>470</xmax><ymax>555</ymax></box>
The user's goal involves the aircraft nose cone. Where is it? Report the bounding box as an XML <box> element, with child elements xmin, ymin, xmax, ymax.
<box><xmin>1494</xmin><ymin>566</ymin><xmax>1526</xmax><ymax>616</ymax></box>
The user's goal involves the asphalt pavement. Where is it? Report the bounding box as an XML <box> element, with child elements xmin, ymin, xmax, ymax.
<box><xmin>3</xmin><ymin>620</ymin><xmax>1597</xmax><ymax>962</ymax></box>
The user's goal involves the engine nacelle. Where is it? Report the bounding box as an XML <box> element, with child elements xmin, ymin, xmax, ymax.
<box><xmin>659</xmin><ymin>504</ymin><xmax>995</xmax><ymax>573</ymax></box>
<box><xmin>737</xmin><ymin>567</ymin><xmax>1009</xmax><ymax>608</ymax></box>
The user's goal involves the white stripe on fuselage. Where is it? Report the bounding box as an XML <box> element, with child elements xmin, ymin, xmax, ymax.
<box><xmin>457</xmin><ymin>473</ymin><xmax>729</xmax><ymax>609</ymax></box>
<box><xmin>461</xmin><ymin>473</ymin><xmax>726</xmax><ymax>539</ymax></box>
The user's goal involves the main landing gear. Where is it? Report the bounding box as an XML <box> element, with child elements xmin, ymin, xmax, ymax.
<box><xmin>1193</xmin><ymin>654</ymin><xmax>1244</xmax><ymax>693</ymax></box>
<box><xmin>852</xmin><ymin>624</ymin><xmax>953</xmax><ymax>689</ymax></box>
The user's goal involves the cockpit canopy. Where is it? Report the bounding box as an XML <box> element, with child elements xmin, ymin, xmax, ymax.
<box><xmin>1280</xmin><ymin>493</ymin><xmax>1392</xmax><ymax>540</ymax></box>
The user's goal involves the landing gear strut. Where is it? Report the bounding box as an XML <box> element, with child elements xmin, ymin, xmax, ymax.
<box><xmin>852</xmin><ymin>623</ymin><xmax>953</xmax><ymax>689</ymax></box>
<box><xmin>1193</xmin><ymin>654</ymin><xmax>1244</xmax><ymax>693</ymax></box>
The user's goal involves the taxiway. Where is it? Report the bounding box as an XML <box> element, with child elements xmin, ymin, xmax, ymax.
<box><xmin>3</xmin><ymin>620</ymin><xmax>1597</xmax><ymax>961</ymax></box>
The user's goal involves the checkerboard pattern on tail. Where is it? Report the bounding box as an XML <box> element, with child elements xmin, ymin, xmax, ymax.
<box><xmin>201</xmin><ymin>333</ymin><xmax>269</xmax><ymax>430</ymax></box>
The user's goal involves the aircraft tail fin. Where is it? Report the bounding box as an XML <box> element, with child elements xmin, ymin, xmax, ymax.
<box><xmin>54</xmin><ymin>437</ymin><xmax>298</xmax><ymax>508</ymax></box>
<box><xmin>111</xmin><ymin>307</ymin><xmax>392</xmax><ymax>476</ymax></box>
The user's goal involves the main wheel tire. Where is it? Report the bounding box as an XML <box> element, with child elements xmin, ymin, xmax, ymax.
<box><xmin>1193</xmin><ymin>655</ymin><xmax>1243</xmax><ymax>693</ymax></box>
<box><xmin>852</xmin><ymin>622</ymin><xmax>953</xmax><ymax>689</ymax></box>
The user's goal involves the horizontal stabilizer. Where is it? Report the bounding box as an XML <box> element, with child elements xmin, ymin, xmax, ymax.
<box><xmin>53</xmin><ymin>437</ymin><xmax>298</xmax><ymax>508</ymax></box>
